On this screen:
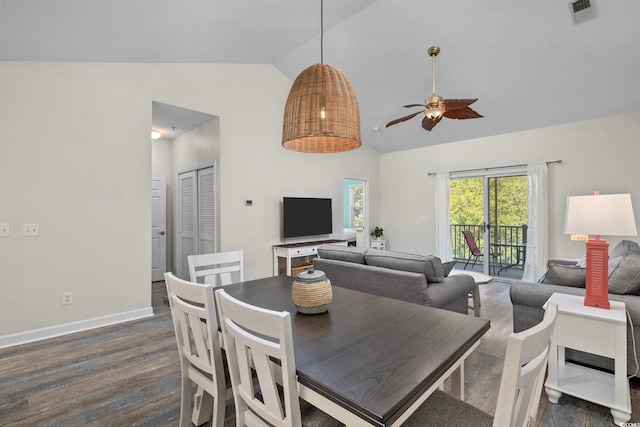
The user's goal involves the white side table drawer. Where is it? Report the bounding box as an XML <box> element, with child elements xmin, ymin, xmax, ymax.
<box><xmin>370</xmin><ymin>239</ymin><xmax>386</xmax><ymax>250</ymax></box>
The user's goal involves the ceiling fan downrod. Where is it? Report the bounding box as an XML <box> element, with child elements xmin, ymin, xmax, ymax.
<box><xmin>425</xmin><ymin>46</ymin><xmax>444</xmax><ymax>119</ymax></box>
<box><xmin>428</xmin><ymin>46</ymin><xmax>440</xmax><ymax>96</ymax></box>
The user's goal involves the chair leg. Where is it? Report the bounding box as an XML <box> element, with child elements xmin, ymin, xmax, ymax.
<box><xmin>191</xmin><ymin>386</ymin><xmax>213</xmax><ymax>426</ymax></box>
<box><xmin>179</xmin><ymin>377</ymin><xmax>194</xmax><ymax>427</ymax></box>
<box><xmin>464</xmin><ymin>256</ymin><xmax>471</xmax><ymax>270</ymax></box>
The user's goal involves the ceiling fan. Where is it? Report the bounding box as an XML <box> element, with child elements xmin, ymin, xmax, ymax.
<box><xmin>386</xmin><ymin>46</ymin><xmax>482</xmax><ymax>131</ymax></box>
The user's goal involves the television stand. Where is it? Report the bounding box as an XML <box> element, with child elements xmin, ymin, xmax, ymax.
<box><xmin>273</xmin><ymin>239</ymin><xmax>348</xmax><ymax>276</ymax></box>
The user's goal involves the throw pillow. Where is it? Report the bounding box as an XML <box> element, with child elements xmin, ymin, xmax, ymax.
<box><xmin>442</xmin><ymin>261</ymin><xmax>457</xmax><ymax>277</ymax></box>
<box><xmin>365</xmin><ymin>249</ymin><xmax>445</xmax><ymax>282</ymax></box>
<box><xmin>541</xmin><ymin>264</ymin><xmax>586</xmax><ymax>288</ymax></box>
<box><xmin>608</xmin><ymin>253</ymin><xmax>640</xmax><ymax>295</ymax></box>
<box><xmin>610</xmin><ymin>240</ymin><xmax>640</xmax><ymax>259</ymax></box>
<box><xmin>317</xmin><ymin>245</ymin><xmax>367</xmax><ymax>264</ymax></box>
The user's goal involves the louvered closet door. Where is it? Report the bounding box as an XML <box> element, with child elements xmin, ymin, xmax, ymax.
<box><xmin>177</xmin><ymin>166</ymin><xmax>217</xmax><ymax>280</ymax></box>
<box><xmin>179</xmin><ymin>171</ymin><xmax>198</xmax><ymax>279</ymax></box>
<box><xmin>198</xmin><ymin>167</ymin><xmax>216</xmax><ymax>255</ymax></box>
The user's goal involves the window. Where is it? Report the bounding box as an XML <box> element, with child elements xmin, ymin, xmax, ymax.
<box><xmin>349</xmin><ymin>184</ymin><xmax>364</xmax><ymax>228</ymax></box>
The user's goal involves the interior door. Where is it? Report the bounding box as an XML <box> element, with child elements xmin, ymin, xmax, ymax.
<box><xmin>177</xmin><ymin>166</ymin><xmax>216</xmax><ymax>280</ymax></box>
<box><xmin>151</xmin><ymin>175</ymin><xmax>167</xmax><ymax>281</ymax></box>
<box><xmin>198</xmin><ymin>166</ymin><xmax>216</xmax><ymax>254</ymax></box>
<box><xmin>178</xmin><ymin>170</ymin><xmax>197</xmax><ymax>279</ymax></box>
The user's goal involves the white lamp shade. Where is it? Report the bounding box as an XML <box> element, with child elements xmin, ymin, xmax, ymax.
<box><xmin>564</xmin><ymin>193</ymin><xmax>637</xmax><ymax>236</ymax></box>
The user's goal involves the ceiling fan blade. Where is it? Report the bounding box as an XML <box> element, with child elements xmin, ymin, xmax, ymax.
<box><xmin>421</xmin><ymin>115</ymin><xmax>442</xmax><ymax>131</ymax></box>
<box><xmin>403</xmin><ymin>104</ymin><xmax>426</xmax><ymax>108</ymax></box>
<box><xmin>386</xmin><ymin>110</ymin><xmax>425</xmax><ymax>127</ymax></box>
<box><xmin>443</xmin><ymin>106</ymin><xmax>483</xmax><ymax>120</ymax></box>
<box><xmin>443</xmin><ymin>99</ymin><xmax>478</xmax><ymax>110</ymax></box>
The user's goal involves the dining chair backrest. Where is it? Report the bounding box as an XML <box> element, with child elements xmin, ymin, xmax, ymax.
<box><xmin>493</xmin><ymin>302</ymin><xmax>558</xmax><ymax>427</ymax></box>
<box><xmin>215</xmin><ymin>288</ymin><xmax>302</xmax><ymax>427</ymax></box>
<box><xmin>164</xmin><ymin>272</ymin><xmax>226</xmax><ymax>427</ymax></box>
<box><xmin>462</xmin><ymin>230</ymin><xmax>483</xmax><ymax>256</ymax></box>
<box><xmin>188</xmin><ymin>250</ymin><xmax>244</xmax><ymax>286</ymax></box>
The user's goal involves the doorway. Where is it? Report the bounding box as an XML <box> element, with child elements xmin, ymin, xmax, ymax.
<box><xmin>343</xmin><ymin>178</ymin><xmax>367</xmax><ymax>247</ymax></box>
<box><xmin>151</xmin><ymin>101</ymin><xmax>219</xmax><ymax>281</ymax></box>
<box><xmin>450</xmin><ymin>172</ymin><xmax>528</xmax><ymax>278</ymax></box>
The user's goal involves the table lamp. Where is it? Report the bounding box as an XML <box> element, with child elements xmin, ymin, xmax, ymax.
<box><xmin>564</xmin><ymin>192</ymin><xmax>637</xmax><ymax>309</ymax></box>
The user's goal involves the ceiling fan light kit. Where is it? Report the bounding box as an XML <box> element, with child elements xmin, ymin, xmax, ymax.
<box><xmin>386</xmin><ymin>46</ymin><xmax>482</xmax><ymax>132</ymax></box>
<box><xmin>282</xmin><ymin>0</ymin><xmax>361</xmax><ymax>153</ymax></box>
<box><xmin>425</xmin><ymin>95</ymin><xmax>444</xmax><ymax>119</ymax></box>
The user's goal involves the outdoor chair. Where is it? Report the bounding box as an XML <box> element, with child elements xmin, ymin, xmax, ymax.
<box><xmin>462</xmin><ymin>230</ymin><xmax>502</xmax><ymax>275</ymax></box>
<box><xmin>404</xmin><ymin>302</ymin><xmax>558</xmax><ymax>426</ymax></box>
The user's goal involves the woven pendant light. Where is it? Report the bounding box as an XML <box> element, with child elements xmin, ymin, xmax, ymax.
<box><xmin>282</xmin><ymin>64</ymin><xmax>361</xmax><ymax>153</ymax></box>
<box><xmin>282</xmin><ymin>1</ymin><xmax>361</xmax><ymax>153</ymax></box>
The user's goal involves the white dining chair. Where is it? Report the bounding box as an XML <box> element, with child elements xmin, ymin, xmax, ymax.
<box><xmin>188</xmin><ymin>250</ymin><xmax>244</xmax><ymax>286</ymax></box>
<box><xmin>215</xmin><ymin>288</ymin><xmax>341</xmax><ymax>427</ymax></box>
<box><xmin>403</xmin><ymin>302</ymin><xmax>558</xmax><ymax>427</ymax></box>
<box><xmin>164</xmin><ymin>272</ymin><xmax>227</xmax><ymax>427</ymax></box>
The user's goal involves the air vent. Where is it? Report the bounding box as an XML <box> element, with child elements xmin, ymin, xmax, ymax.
<box><xmin>569</xmin><ymin>0</ymin><xmax>596</xmax><ymax>25</ymax></box>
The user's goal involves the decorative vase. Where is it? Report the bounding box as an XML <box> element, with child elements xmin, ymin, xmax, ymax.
<box><xmin>292</xmin><ymin>268</ymin><xmax>332</xmax><ymax>314</ymax></box>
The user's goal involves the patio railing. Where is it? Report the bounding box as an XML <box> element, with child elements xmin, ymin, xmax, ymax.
<box><xmin>451</xmin><ymin>223</ymin><xmax>528</xmax><ymax>269</ymax></box>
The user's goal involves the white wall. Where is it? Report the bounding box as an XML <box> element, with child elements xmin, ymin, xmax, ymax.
<box><xmin>379</xmin><ymin>111</ymin><xmax>640</xmax><ymax>261</ymax></box>
<box><xmin>0</xmin><ymin>62</ymin><xmax>380</xmax><ymax>343</ymax></box>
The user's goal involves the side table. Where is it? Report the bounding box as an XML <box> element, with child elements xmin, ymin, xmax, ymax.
<box><xmin>544</xmin><ymin>293</ymin><xmax>631</xmax><ymax>425</ymax></box>
<box><xmin>448</xmin><ymin>269</ymin><xmax>492</xmax><ymax>317</ymax></box>
<box><xmin>370</xmin><ymin>239</ymin><xmax>386</xmax><ymax>250</ymax></box>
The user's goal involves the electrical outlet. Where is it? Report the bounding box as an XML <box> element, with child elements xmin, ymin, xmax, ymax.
<box><xmin>23</xmin><ymin>223</ymin><xmax>40</xmax><ymax>236</ymax></box>
<box><xmin>0</xmin><ymin>223</ymin><xmax>9</xmax><ymax>237</ymax></box>
<box><xmin>62</xmin><ymin>292</ymin><xmax>73</xmax><ymax>305</ymax></box>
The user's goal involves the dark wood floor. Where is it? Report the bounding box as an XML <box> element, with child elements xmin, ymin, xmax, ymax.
<box><xmin>1</xmin><ymin>278</ymin><xmax>638</xmax><ymax>426</ymax></box>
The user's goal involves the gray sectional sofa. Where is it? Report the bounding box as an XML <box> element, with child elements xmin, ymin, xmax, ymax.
<box><xmin>511</xmin><ymin>240</ymin><xmax>640</xmax><ymax>377</ymax></box>
<box><xmin>312</xmin><ymin>244</ymin><xmax>475</xmax><ymax>314</ymax></box>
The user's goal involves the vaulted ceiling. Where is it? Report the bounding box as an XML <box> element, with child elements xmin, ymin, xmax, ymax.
<box><xmin>2</xmin><ymin>0</ymin><xmax>638</xmax><ymax>153</ymax></box>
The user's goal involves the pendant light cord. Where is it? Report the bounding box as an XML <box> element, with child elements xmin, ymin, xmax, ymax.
<box><xmin>320</xmin><ymin>0</ymin><xmax>324</xmax><ymax>64</ymax></box>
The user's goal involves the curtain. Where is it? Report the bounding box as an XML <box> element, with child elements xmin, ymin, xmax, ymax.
<box><xmin>522</xmin><ymin>162</ymin><xmax>548</xmax><ymax>282</ymax></box>
<box><xmin>435</xmin><ymin>173</ymin><xmax>452</xmax><ymax>261</ymax></box>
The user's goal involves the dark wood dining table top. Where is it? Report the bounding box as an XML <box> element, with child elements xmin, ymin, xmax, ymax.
<box><xmin>223</xmin><ymin>275</ymin><xmax>490</xmax><ymax>426</ymax></box>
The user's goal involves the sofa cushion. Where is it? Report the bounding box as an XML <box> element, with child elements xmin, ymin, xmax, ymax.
<box><xmin>541</xmin><ymin>264</ymin><xmax>586</xmax><ymax>288</ymax></box>
<box><xmin>365</xmin><ymin>249</ymin><xmax>444</xmax><ymax>282</ymax></box>
<box><xmin>317</xmin><ymin>244</ymin><xmax>367</xmax><ymax>264</ymax></box>
<box><xmin>608</xmin><ymin>252</ymin><xmax>640</xmax><ymax>295</ymax></box>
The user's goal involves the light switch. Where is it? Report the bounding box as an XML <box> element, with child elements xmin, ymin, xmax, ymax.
<box><xmin>0</xmin><ymin>223</ymin><xmax>9</xmax><ymax>237</ymax></box>
<box><xmin>23</xmin><ymin>223</ymin><xmax>40</xmax><ymax>236</ymax></box>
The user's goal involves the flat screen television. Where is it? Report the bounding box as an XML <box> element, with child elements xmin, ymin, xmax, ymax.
<box><xmin>283</xmin><ymin>197</ymin><xmax>333</xmax><ymax>238</ymax></box>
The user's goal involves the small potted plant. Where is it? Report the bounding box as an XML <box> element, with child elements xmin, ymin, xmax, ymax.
<box><xmin>370</xmin><ymin>226</ymin><xmax>384</xmax><ymax>240</ymax></box>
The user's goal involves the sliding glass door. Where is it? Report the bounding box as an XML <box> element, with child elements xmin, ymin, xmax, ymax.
<box><xmin>450</xmin><ymin>170</ymin><xmax>528</xmax><ymax>277</ymax></box>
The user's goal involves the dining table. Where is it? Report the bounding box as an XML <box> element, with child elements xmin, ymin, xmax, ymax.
<box><xmin>222</xmin><ymin>274</ymin><xmax>490</xmax><ymax>426</ymax></box>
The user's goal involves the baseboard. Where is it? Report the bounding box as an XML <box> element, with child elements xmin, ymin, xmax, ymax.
<box><xmin>0</xmin><ymin>307</ymin><xmax>154</xmax><ymax>349</ymax></box>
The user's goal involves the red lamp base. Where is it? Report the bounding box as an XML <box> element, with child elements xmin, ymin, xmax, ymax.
<box><xmin>584</xmin><ymin>237</ymin><xmax>610</xmax><ymax>309</ymax></box>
